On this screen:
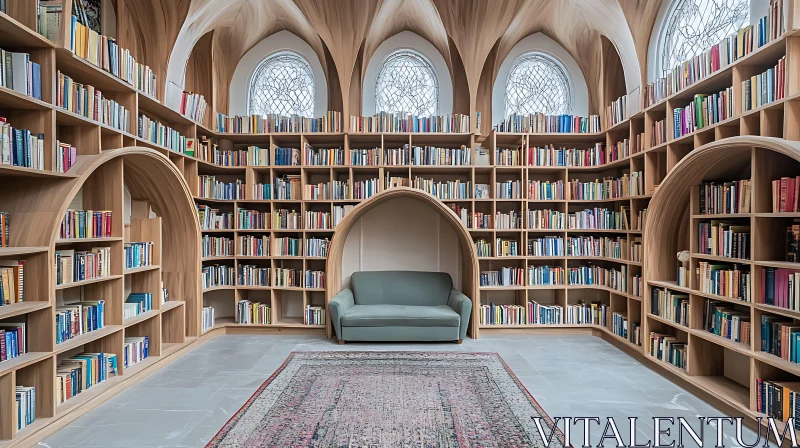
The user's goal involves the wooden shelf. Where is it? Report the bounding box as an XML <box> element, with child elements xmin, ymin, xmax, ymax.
<box><xmin>54</xmin><ymin>275</ymin><xmax>123</xmax><ymax>290</ymax></box>
<box><xmin>0</xmin><ymin>164</ymin><xmax>78</xmax><ymax>178</ymax></box>
<box><xmin>160</xmin><ymin>301</ymin><xmax>185</xmax><ymax>312</ymax></box>
<box><xmin>0</xmin><ymin>301</ymin><xmax>50</xmax><ymax>320</ymax></box>
<box><xmin>54</xmin><ymin>326</ymin><xmax>122</xmax><ymax>355</ymax></box>
<box><xmin>0</xmin><ymin>87</ymin><xmax>51</xmax><ymax>110</ymax></box>
<box><xmin>0</xmin><ymin>247</ymin><xmax>49</xmax><ymax>257</ymax></box>
<box><xmin>55</xmin><ymin>237</ymin><xmax>123</xmax><ymax>245</ymax></box>
<box><xmin>0</xmin><ymin>352</ymin><xmax>51</xmax><ymax>377</ymax></box>
<box><xmin>123</xmin><ymin>265</ymin><xmax>161</xmax><ymax>275</ymax></box>
<box><xmin>123</xmin><ymin>309</ymin><xmax>160</xmax><ymax>328</ymax></box>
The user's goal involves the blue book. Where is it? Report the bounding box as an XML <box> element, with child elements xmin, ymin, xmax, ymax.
<box><xmin>31</xmin><ymin>62</ymin><xmax>41</xmax><ymax>100</ymax></box>
<box><xmin>766</xmin><ymin>267</ymin><xmax>775</xmax><ymax>305</ymax></box>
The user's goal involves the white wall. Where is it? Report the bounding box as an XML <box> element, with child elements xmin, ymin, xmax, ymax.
<box><xmin>492</xmin><ymin>33</ymin><xmax>590</xmax><ymax>126</ymax></box>
<box><xmin>341</xmin><ymin>197</ymin><xmax>462</xmax><ymax>290</ymax></box>
<box><xmin>647</xmin><ymin>0</ymin><xmax>772</xmax><ymax>82</ymax></box>
<box><xmin>228</xmin><ymin>31</ymin><xmax>328</xmax><ymax>117</ymax></box>
<box><xmin>362</xmin><ymin>31</ymin><xmax>453</xmax><ymax>116</ymax></box>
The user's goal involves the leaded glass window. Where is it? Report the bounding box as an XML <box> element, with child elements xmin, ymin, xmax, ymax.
<box><xmin>249</xmin><ymin>51</ymin><xmax>315</xmax><ymax>117</ymax></box>
<box><xmin>505</xmin><ymin>52</ymin><xmax>572</xmax><ymax>116</ymax></box>
<box><xmin>659</xmin><ymin>0</ymin><xmax>750</xmax><ymax>77</ymax></box>
<box><xmin>375</xmin><ymin>50</ymin><xmax>438</xmax><ymax>116</ymax></box>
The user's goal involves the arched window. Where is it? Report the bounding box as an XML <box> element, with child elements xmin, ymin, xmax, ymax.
<box><xmin>505</xmin><ymin>52</ymin><xmax>572</xmax><ymax>116</ymax></box>
<box><xmin>658</xmin><ymin>0</ymin><xmax>750</xmax><ymax>77</ymax></box>
<box><xmin>375</xmin><ymin>50</ymin><xmax>438</xmax><ymax>116</ymax></box>
<box><xmin>248</xmin><ymin>51</ymin><xmax>315</xmax><ymax>117</ymax></box>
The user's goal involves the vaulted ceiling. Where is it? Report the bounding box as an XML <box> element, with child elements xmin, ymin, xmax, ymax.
<box><xmin>117</xmin><ymin>0</ymin><xmax>670</xmax><ymax>129</ymax></box>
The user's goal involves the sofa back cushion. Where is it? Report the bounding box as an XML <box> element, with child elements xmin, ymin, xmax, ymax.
<box><xmin>351</xmin><ymin>271</ymin><xmax>452</xmax><ymax>306</ymax></box>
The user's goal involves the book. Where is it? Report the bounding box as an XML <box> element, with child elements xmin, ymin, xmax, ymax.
<box><xmin>350</xmin><ymin>112</ymin><xmax>469</xmax><ymax>133</ymax></box>
<box><xmin>0</xmin><ymin>260</ymin><xmax>24</xmax><ymax>305</ymax></box>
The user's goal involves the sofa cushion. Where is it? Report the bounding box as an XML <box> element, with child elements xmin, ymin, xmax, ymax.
<box><xmin>351</xmin><ymin>271</ymin><xmax>452</xmax><ymax>306</ymax></box>
<box><xmin>340</xmin><ymin>304</ymin><xmax>460</xmax><ymax>327</ymax></box>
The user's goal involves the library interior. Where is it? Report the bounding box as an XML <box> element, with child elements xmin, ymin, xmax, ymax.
<box><xmin>1</xmin><ymin>0</ymin><xmax>800</xmax><ymax>446</ymax></box>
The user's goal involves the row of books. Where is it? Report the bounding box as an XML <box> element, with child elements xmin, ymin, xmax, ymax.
<box><xmin>60</xmin><ymin>209</ymin><xmax>113</xmax><ymax>239</ymax></box>
<box><xmin>526</xmin><ymin>144</ymin><xmax>626</xmax><ymax>167</ymax></box>
<box><xmin>202</xmin><ymin>235</ymin><xmax>234</xmax><ymax>257</ymax></box>
<box><xmin>55</xmin><ymin>140</ymin><xmax>78</xmax><ymax>173</ymax></box>
<box><xmin>197</xmin><ymin>205</ymin><xmax>233</xmax><ymax>230</ymax></box>
<box><xmin>196</xmin><ymin>142</ymin><xmax>269</xmax><ymax>167</ymax></box>
<box><xmin>304</xmin><ymin>144</ymin><xmax>345</xmax><ymax>166</ymax></box>
<box><xmin>756</xmin><ymin>378</ymin><xmax>800</xmax><ymax>427</ymax></box>
<box><xmin>743</xmin><ymin>56</ymin><xmax>785</xmax><ymax>112</ymax></box>
<box><xmin>57</xmin><ymin>352</ymin><xmax>117</xmax><ymax>406</ymax></box>
<box><xmin>238</xmin><ymin>265</ymin><xmax>270</xmax><ymax>286</ymax></box>
<box><xmin>493</xmin><ymin>113</ymin><xmax>601</xmax><ymax>134</ymax></box>
<box><xmin>123</xmin><ymin>293</ymin><xmax>152</xmax><ymax>321</ymax></box>
<box><xmin>385</xmin><ymin>145</ymin><xmax>472</xmax><ymax>166</ymax></box>
<box><xmin>697</xmin><ymin>221</ymin><xmax>750</xmax><ymax>259</ymax></box>
<box><xmin>124</xmin><ymin>241</ymin><xmax>153</xmax><ymax>269</ymax></box>
<box><xmin>216</xmin><ymin>112</ymin><xmax>343</xmax><ymax>134</ymax></box>
<box><xmin>649</xmin><ymin>332</ymin><xmax>687</xmax><ymax>370</ymax></box>
<box><xmin>673</xmin><ymin>89</ymin><xmax>734</xmax><ymax>139</ymax></box>
<box><xmin>478</xmin><ymin>300</ymin><xmax>566</xmax><ymax>325</ymax></box>
<box><xmin>55</xmin><ymin>247</ymin><xmax>112</xmax><ymax>285</ymax></box>
<box><xmin>235</xmin><ymin>208</ymin><xmax>267</xmax><ymax>230</ymax></box>
<box><xmin>254</xmin><ymin>183</ymin><xmax>271</xmax><ymax>200</ymax></box>
<box><xmin>274</xmin><ymin>267</ymin><xmax>300</xmax><ymax>287</ymax></box>
<box><xmin>57</xmin><ymin>71</ymin><xmax>131</xmax><ymax>133</ymax></box>
<box><xmin>237</xmin><ymin>235</ymin><xmax>268</xmax><ymax>257</ymax></box>
<box><xmin>761</xmin><ymin>267</ymin><xmax>800</xmax><ymax>311</ymax></box>
<box><xmin>304</xmin><ymin>271</ymin><xmax>325</xmax><ymax>289</ymax></box>
<box><xmin>181</xmin><ymin>92</ymin><xmax>207</xmax><ymax>124</ymax></box>
<box><xmin>15</xmin><ymin>384</ymin><xmax>35</xmax><ymax>431</ymax></box>
<box><xmin>528</xmin><ymin>265</ymin><xmax>565</xmax><ymax>286</ymax></box>
<box><xmin>305</xmin><ymin>306</ymin><xmax>325</xmax><ymax>325</ymax></box>
<box><xmin>202</xmin><ymin>264</ymin><xmax>235</xmax><ymax>289</ymax></box>
<box><xmin>0</xmin><ymin>323</ymin><xmax>26</xmax><ymax>363</ymax></box>
<box><xmin>123</xmin><ymin>336</ymin><xmax>149</xmax><ymax>368</ymax></box>
<box><xmin>567</xmin><ymin>235</ymin><xmax>633</xmax><ymax>260</ymax></box>
<box><xmin>568</xmin><ymin>207</ymin><xmax>629</xmax><ymax>230</ymax></box>
<box><xmin>275</xmin><ymin>147</ymin><xmax>300</xmax><ymax>166</ymax></box>
<box><xmin>495</xmin><ymin>148</ymin><xmax>522</xmax><ymax>166</ymax></box>
<box><xmin>651</xmin><ymin>288</ymin><xmax>689</xmax><ymax>326</ymax></box>
<box><xmin>481</xmin><ymin>210</ymin><xmax>522</xmax><ymax>230</ymax></box>
<box><xmin>0</xmin><ymin>212</ymin><xmax>8</xmax><ymax>247</ymax></box>
<box><xmin>68</xmin><ymin>13</ymin><xmax>157</xmax><ymax>97</ymax></box>
<box><xmin>612</xmin><ymin>312</ymin><xmax>628</xmax><ymax>339</ymax></box>
<box><xmin>197</xmin><ymin>176</ymin><xmax>244</xmax><ymax>201</ymax></box>
<box><xmin>565</xmin><ymin>301</ymin><xmax>607</xmax><ymax>325</ymax></box>
<box><xmin>568</xmin><ymin>172</ymin><xmax>643</xmax><ymax>200</ymax></box>
<box><xmin>528</xmin><ymin>236</ymin><xmax>564</xmax><ymax>257</ymax></box>
<box><xmin>652</xmin><ymin>119</ymin><xmax>667</xmax><ymax>147</ymax></box>
<box><xmin>237</xmin><ymin>300</ymin><xmax>271</xmax><ymax>325</ymax></box>
<box><xmin>351</xmin><ymin>148</ymin><xmax>379</xmax><ymax>166</ymax></box>
<box><xmin>273</xmin><ymin>174</ymin><xmax>300</xmax><ymax>199</ymax></box>
<box><xmin>0</xmin><ymin>260</ymin><xmax>23</xmax><ymax>305</ymax></box>
<box><xmin>704</xmin><ymin>300</ymin><xmax>750</xmax><ymax>345</ymax></box>
<box><xmin>567</xmin><ymin>264</ymin><xmax>627</xmax><ymax>293</ymax></box>
<box><xmin>350</xmin><ymin>112</ymin><xmax>470</xmax><ymax>133</ymax></box>
<box><xmin>495</xmin><ymin>180</ymin><xmax>522</xmax><ymax>200</ymax></box>
<box><xmin>202</xmin><ymin>307</ymin><xmax>214</xmax><ymax>332</ymax></box>
<box><xmin>644</xmin><ymin>0</ymin><xmax>784</xmax><ymax>107</ymax></box>
<box><xmin>0</xmin><ymin>49</ymin><xmax>42</xmax><ymax>100</ymax></box>
<box><xmin>55</xmin><ymin>299</ymin><xmax>105</xmax><ymax>344</ymax></box>
<box><xmin>772</xmin><ymin>176</ymin><xmax>800</xmax><ymax>213</ymax></box>
<box><xmin>607</xmin><ymin>95</ymin><xmax>626</xmax><ymax>128</ymax></box>
<box><xmin>699</xmin><ymin>179</ymin><xmax>752</xmax><ymax>214</ymax></box>
<box><xmin>697</xmin><ymin>261</ymin><xmax>751</xmax><ymax>301</ymax></box>
<box><xmin>529</xmin><ymin>180</ymin><xmax>564</xmax><ymax>201</ymax></box>
<box><xmin>0</xmin><ymin>118</ymin><xmax>46</xmax><ymax>171</ymax></box>
<box><xmin>272</xmin><ymin>236</ymin><xmax>301</xmax><ymax>256</ymax></box>
<box><xmin>761</xmin><ymin>314</ymin><xmax>800</xmax><ymax>363</ymax></box>
<box><xmin>138</xmin><ymin>114</ymin><xmax>190</xmax><ymax>154</ymax></box>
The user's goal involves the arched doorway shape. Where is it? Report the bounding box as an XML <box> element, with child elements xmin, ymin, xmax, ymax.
<box><xmin>326</xmin><ymin>187</ymin><xmax>480</xmax><ymax>339</ymax></box>
<box><xmin>645</xmin><ymin>136</ymin><xmax>800</xmax><ymax>281</ymax></box>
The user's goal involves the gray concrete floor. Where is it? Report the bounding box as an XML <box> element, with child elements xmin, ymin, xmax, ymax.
<box><xmin>38</xmin><ymin>334</ymin><xmax>774</xmax><ymax>447</ymax></box>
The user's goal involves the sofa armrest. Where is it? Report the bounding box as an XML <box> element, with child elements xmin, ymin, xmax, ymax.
<box><xmin>447</xmin><ymin>289</ymin><xmax>472</xmax><ymax>340</ymax></box>
<box><xmin>329</xmin><ymin>288</ymin><xmax>355</xmax><ymax>340</ymax></box>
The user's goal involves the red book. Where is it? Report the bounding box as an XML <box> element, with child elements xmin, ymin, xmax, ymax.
<box><xmin>787</xmin><ymin>178</ymin><xmax>795</xmax><ymax>214</ymax></box>
<box><xmin>794</xmin><ymin>175</ymin><xmax>800</xmax><ymax>212</ymax></box>
<box><xmin>780</xmin><ymin>178</ymin><xmax>789</xmax><ymax>212</ymax></box>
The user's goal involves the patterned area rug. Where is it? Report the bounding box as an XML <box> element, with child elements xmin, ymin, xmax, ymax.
<box><xmin>207</xmin><ymin>351</ymin><xmax>567</xmax><ymax>447</ymax></box>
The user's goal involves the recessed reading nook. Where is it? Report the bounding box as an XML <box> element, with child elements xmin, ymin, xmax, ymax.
<box><xmin>0</xmin><ymin>0</ymin><xmax>798</xmax><ymax>446</ymax></box>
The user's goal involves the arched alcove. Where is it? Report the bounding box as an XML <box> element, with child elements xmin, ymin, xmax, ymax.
<box><xmin>326</xmin><ymin>187</ymin><xmax>479</xmax><ymax>338</ymax></box>
<box><xmin>645</xmin><ymin>136</ymin><xmax>800</xmax><ymax>282</ymax></box>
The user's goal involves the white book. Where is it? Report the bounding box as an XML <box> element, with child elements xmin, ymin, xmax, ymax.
<box><xmin>9</xmin><ymin>52</ymin><xmax>29</xmax><ymax>95</ymax></box>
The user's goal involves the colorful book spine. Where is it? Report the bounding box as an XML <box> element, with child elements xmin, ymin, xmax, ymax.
<box><xmin>0</xmin><ymin>118</ymin><xmax>46</xmax><ymax>170</ymax></box>
<box><xmin>350</xmin><ymin>112</ymin><xmax>470</xmax><ymax>133</ymax></box>
<box><xmin>217</xmin><ymin>112</ymin><xmax>343</xmax><ymax>133</ymax></box>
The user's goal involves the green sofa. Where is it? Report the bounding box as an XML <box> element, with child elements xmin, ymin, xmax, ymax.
<box><xmin>329</xmin><ymin>271</ymin><xmax>472</xmax><ymax>343</ymax></box>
